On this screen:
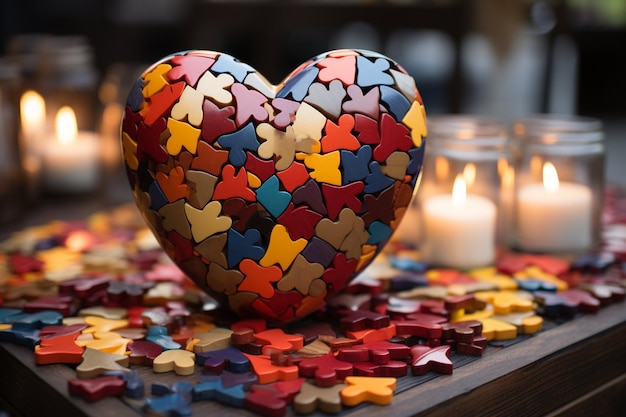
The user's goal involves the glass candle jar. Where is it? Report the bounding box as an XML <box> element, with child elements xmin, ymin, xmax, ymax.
<box><xmin>512</xmin><ymin>114</ymin><xmax>605</xmax><ymax>254</ymax></box>
<box><xmin>9</xmin><ymin>35</ymin><xmax>102</xmax><ymax>195</ymax></box>
<box><xmin>415</xmin><ymin>115</ymin><xmax>514</xmax><ymax>270</ymax></box>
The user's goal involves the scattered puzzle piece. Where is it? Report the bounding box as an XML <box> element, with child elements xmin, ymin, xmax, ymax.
<box><xmin>294</xmin><ymin>381</ymin><xmax>345</xmax><ymax>415</ymax></box>
<box><xmin>298</xmin><ymin>352</ymin><xmax>353</xmax><ymax>387</ymax></box>
<box><xmin>68</xmin><ymin>375</ymin><xmax>126</xmax><ymax>402</ymax></box>
<box><xmin>153</xmin><ymin>349</ymin><xmax>196</xmax><ymax>376</ymax></box>
<box><xmin>340</xmin><ymin>376</ymin><xmax>396</xmax><ymax>406</ymax></box>
<box><xmin>76</xmin><ymin>348</ymin><xmax>129</xmax><ymax>379</ymax></box>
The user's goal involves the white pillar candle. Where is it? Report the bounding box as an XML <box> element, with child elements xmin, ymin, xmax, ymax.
<box><xmin>41</xmin><ymin>106</ymin><xmax>100</xmax><ymax>193</ymax></box>
<box><xmin>516</xmin><ymin>162</ymin><xmax>592</xmax><ymax>252</ymax></box>
<box><xmin>421</xmin><ymin>175</ymin><xmax>497</xmax><ymax>269</ymax></box>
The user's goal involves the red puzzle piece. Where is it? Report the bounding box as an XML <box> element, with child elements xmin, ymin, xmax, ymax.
<box><xmin>35</xmin><ymin>323</ymin><xmax>86</xmax><ymax>365</ymax></box>
<box><xmin>245</xmin><ymin>378</ymin><xmax>305</xmax><ymax>417</ymax></box>
<box><xmin>297</xmin><ymin>352</ymin><xmax>353</xmax><ymax>387</ymax></box>
<box><xmin>338</xmin><ymin>309</ymin><xmax>390</xmax><ymax>332</ymax></box>
<box><xmin>68</xmin><ymin>375</ymin><xmax>126</xmax><ymax>402</ymax></box>
<box><xmin>410</xmin><ymin>345</ymin><xmax>453</xmax><ymax>376</ymax></box>
<box><xmin>254</xmin><ymin>328</ymin><xmax>304</xmax><ymax>355</ymax></box>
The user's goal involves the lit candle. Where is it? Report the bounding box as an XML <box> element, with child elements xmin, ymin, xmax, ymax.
<box><xmin>41</xmin><ymin>106</ymin><xmax>100</xmax><ymax>193</ymax></box>
<box><xmin>516</xmin><ymin>162</ymin><xmax>592</xmax><ymax>252</ymax></box>
<box><xmin>19</xmin><ymin>91</ymin><xmax>46</xmax><ymax>196</ymax></box>
<box><xmin>20</xmin><ymin>90</ymin><xmax>46</xmax><ymax>147</ymax></box>
<box><xmin>421</xmin><ymin>174</ymin><xmax>497</xmax><ymax>269</ymax></box>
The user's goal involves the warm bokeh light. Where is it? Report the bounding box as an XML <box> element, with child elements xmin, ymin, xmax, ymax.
<box><xmin>463</xmin><ymin>162</ymin><xmax>476</xmax><ymax>187</ymax></box>
<box><xmin>20</xmin><ymin>90</ymin><xmax>46</xmax><ymax>130</ymax></box>
<box><xmin>55</xmin><ymin>106</ymin><xmax>78</xmax><ymax>145</ymax></box>
<box><xmin>501</xmin><ymin>164</ymin><xmax>515</xmax><ymax>189</ymax></box>
<box><xmin>64</xmin><ymin>230</ymin><xmax>95</xmax><ymax>252</ymax></box>
<box><xmin>435</xmin><ymin>156</ymin><xmax>449</xmax><ymax>181</ymax></box>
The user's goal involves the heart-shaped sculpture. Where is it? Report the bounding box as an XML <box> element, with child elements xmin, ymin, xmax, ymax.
<box><xmin>121</xmin><ymin>49</ymin><xmax>427</xmax><ymax>323</ymax></box>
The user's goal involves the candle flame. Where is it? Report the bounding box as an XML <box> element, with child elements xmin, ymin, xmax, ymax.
<box><xmin>20</xmin><ymin>90</ymin><xmax>46</xmax><ymax>127</ymax></box>
<box><xmin>463</xmin><ymin>163</ymin><xmax>476</xmax><ymax>187</ymax></box>
<box><xmin>55</xmin><ymin>106</ymin><xmax>78</xmax><ymax>145</ymax></box>
<box><xmin>543</xmin><ymin>162</ymin><xmax>560</xmax><ymax>192</ymax></box>
<box><xmin>452</xmin><ymin>174</ymin><xmax>466</xmax><ymax>206</ymax></box>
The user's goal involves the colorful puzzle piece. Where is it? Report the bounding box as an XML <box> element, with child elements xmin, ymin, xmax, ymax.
<box><xmin>340</xmin><ymin>376</ymin><xmax>396</xmax><ymax>406</ymax></box>
<box><xmin>68</xmin><ymin>375</ymin><xmax>126</xmax><ymax>402</ymax></box>
<box><xmin>297</xmin><ymin>352</ymin><xmax>353</xmax><ymax>387</ymax></box>
<box><xmin>293</xmin><ymin>381</ymin><xmax>345</xmax><ymax>415</ymax></box>
<box><xmin>153</xmin><ymin>349</ymin><xmax>196</xmax><ymax>376</ymax></box>
<box><xmin>243</xmin><ymin>353</ymin><xmax>299</xmax><ymax>384</ymax></box>
<box><xmin>76</xmin><ymin>348</ymin><xmax>129</xmax><ymax>379</ymax></box>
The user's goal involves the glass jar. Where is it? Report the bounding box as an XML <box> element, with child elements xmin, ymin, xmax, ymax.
<box><xmin>512</xmin><ymin>114</ymin><xmax>604</xmax><ymax>254</ymax></box>
<box><xmin>9</xmin><ymin>35</ymin><xmax>102</xmax><ymax>195</ymax></box>
<box><xmin>414</xmin><ymin>115</ymin><xmax>514</xmax><ymax>269</ymax></box>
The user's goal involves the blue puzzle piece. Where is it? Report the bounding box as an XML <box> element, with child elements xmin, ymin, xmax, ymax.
<box><xmin>197</xmin><ymin>346</ymin><xmax>250</xmax><ymax>374</ymax></box>
<box><xmin>367</xmin><ymin>221</ymin><xmax>393</xmax><ymax>244</ymax></box>
<box><xmin>151</xmin><ymin>381</ymin><xmax>194</xmax><ymax>403</ymax></box>
<box><xmin>0</xmin><ymin>308</ymin><xmax>22</xmax><ymax>323</ymax></box>
<box><xmin>127</xmin><ymin>77</ymin><xmax>145</xmax><ymax>112</ymax></box>
<box><xmin>407</xmin><ymin>146</ymin><xmax>425</xmax><ymax>175</ymax></box>
<box><xmin>34</xmin><ymin>236</ymin><xmax>59</xmax><ymax>251</ymax></box>
<box><xmin>217</xmin><ymin>122</ymin><xmax>260</xmax><ymax>167</ymax></box>
<box><xmin>534</xmin><ymin>291</ymin><xmax>578</xmax><ymax>317</ymax></box>
<box><xmin>146</xmin><ymin>326</ymin><xmax>182</xmax><ymax>350</ymax></box>
<box><xmin>149</xmin><ymin>181</ymin><xmax>168</xmax><ymax>211</ymax></box>
<box><xmin>356</xmin><ymin>56</ymin><xmax>393</xmax><ymax>87</ymax></box>
<box><xmin>0</xmin><ymin>327</ymin><xmax>40</xmax><ymax>348</ymax></box>
<box><xmin>364</xmin><ymin>161</ymin><xmax>395</xmax><ymax>193</ymax></box>
<box><xmin>256</xmin><ymin>175</ymin><xmax>291</xmax><ymax>218</ymax></box>
<box><xmin>104</xmin><ymin>370</ymin><xmax>145</xmax><ymax>399</ymax></box>
<box><xmin>277</xmin><ymin>66</ymin><xmax>319</xmax><ymax>101</ymax></box>
<box><xmin>144</xmin><ymin>392</ymin><xmax>192</xmax><ymax>417</ymax></box>
<box><xmin>227</xmin><ymin>228</ymin><xmax>264</xmax><ymax>268</ymax></box>
<box><xmin>341</xmin><ymin>146</ymin><xmax>372</xmax><ymax>184</ymax></box>
<box><xmin>380</xmin><ymin>85</ymin><xmax>411</xmax><ymax>122</ymax></box>
<box><xmin>152</xmin><ymin>381</ymin><xmax>174</xmax><ymax>397</ymax></box>
<box><xmin>193</xmin><ymin>377</ymin><xmax>247</xmax><ymax>408</ymax></box>
<box><xmin>388</xmin><ymin>256</ymin><xmax>428</xmax><ymax>273</ymax></box>
<box><xmin>211</xmin><ymin>53</ymin><xmax>254</xmax><ymax>82</ymax></box>
<box><xmin>7</xmin><ymin>310</ymin><xmax>63</xmax><ymax>330</ymax></box>
<box><xmin>516</xmin><ymin>278</ymin><xmax>558</xmax><ymax>293</ymax></box>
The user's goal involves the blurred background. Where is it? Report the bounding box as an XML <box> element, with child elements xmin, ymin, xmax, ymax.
<box><xmin>0</xmin><ymin>0</ymin><xmax>624</xmax><ymax>233</ymax></box>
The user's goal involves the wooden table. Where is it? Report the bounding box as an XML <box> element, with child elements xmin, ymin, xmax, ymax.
<box><xmin>2</xmin><ymin>177</ymin><xmax>626</xmax><ymax>417</ymax></box>
<box><xmin>2</xmin><ymin>298</ymin><xmax>625</xmax><ymax>417</ymax></box>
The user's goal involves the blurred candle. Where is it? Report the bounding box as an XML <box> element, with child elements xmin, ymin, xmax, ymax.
<box><xmin>421</xmin><ymin>174</ymin><xmax>497</xmax><ymax>269</ymax></box>
<box><xmin>516</xmin><ymin>162</ymin><xmax>592</xmax><ymax>253</ymax></box>
<box><xmin>20</xmin><ymin>90</ymin><xmax>46</xmax><ymax>144</ymax></box>
<box><xmin>41</xmin><ymin>106</ymin><xmax>100</xmax><ymax>193</ymax></box>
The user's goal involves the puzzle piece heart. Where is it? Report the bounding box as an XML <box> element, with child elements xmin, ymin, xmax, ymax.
<box><xmin>122</xmin><ymin>49</ymin><xmax>427</xmax><ymax>323</ymax></box>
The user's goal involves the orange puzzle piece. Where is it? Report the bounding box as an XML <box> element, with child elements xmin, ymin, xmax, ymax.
<box><xmin>340</xmin><ymin>376</ymin><xmax>396</xmax><ymax>406</ymax></box>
